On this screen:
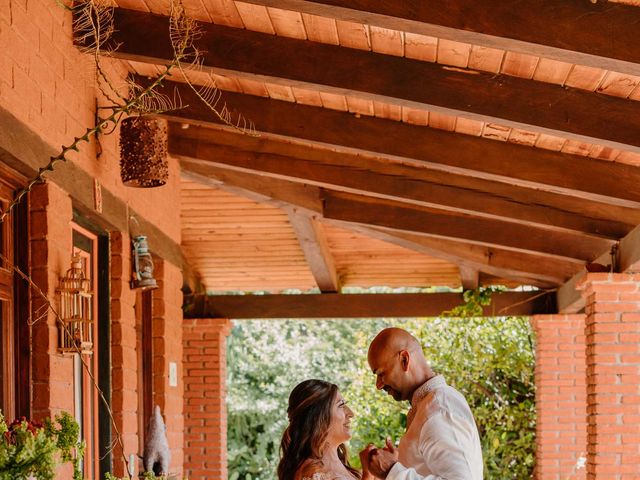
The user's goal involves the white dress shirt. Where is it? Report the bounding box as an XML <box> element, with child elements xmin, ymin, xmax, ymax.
<box><xmin>387</xmin><ymin>375</ymin><xmax>483</xmax><ymax>480</ymax></box>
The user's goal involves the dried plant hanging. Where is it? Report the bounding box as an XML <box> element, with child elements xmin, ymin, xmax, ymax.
<box><xmin>119</xmin><ymin>117</ymin><xmax>169</xmax><ymax>187</ymax></box>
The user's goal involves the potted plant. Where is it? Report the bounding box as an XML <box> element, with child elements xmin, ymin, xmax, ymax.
<box><xmin>0</xmin><ymin>410</ymin><xmax>85</xmax><ymax>480</ymax></box>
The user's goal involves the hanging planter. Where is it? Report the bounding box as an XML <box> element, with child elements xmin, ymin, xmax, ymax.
<box><xmin>119</xmin><ymin>116</ymin><xmax>169</xmax><ymax>187</ymax></box>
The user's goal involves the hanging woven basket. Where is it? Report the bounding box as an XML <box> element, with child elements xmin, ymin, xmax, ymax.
<box><xmin>119</xmin><ymin>117</ymin><xmax>169</xmax><ymax>187</ymax></box>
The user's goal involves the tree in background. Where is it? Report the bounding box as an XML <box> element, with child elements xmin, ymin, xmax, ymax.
<box><xmin>227</xmin><ymin>315</ymin><xmax>535</xmax><ymax>480</ymax></box>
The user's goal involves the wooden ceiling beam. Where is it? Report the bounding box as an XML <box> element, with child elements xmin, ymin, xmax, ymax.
<box><xmin>340</xmin><ymin>224</ymin><xmax>581</xmax><ymax>287</ymax></box>
<box><xmin>99</xmin><ymin>8</ymin><xmax>640</xmax><ymax>152</ymax></box>
<box><xmin>459</xmin><ymin>266</ymin><xmax>480</xmax><ymax>291</ymax></box>
<box><xmin>286</xmin><ymin>209</ymin><xmax>341</xmax><ymax>293</ymax></box>
<box><xmin>182</xmin><ymin>161</ymin><xmax>579</xmax><ymax>285</ymax></box>
<box><xmin>184</xmin><ymin>291</ymin><xmax>556</xmax><ymax>319</ymax></box>
<box><xmin>147</xmin><ymin>79</ymin><xmax>640</xmax><ymax>207</ymax></box>
<box><xmin>239</xmin><ymin>0</ymin><xmax>640</xmax><ymax>76</ymax></box>
<box><xmin>322</xmin><ymin>190</ymin><xmax>614</xmax><ymax>261</ymax></box>
<box><xmin>171</xmin><ymin>131</ymin><xmax>636</xmax><ymax>238</ymax></box>
<box><xmin>558</xmin><ymin>221</ymin><xmax>640</xmax><ymax>313</ymax></box>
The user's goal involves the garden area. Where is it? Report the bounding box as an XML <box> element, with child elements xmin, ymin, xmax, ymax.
<box><xmin>227</xmin><ymin>311</ymin><xmax>536</xmax><ymax>479</ymax></box>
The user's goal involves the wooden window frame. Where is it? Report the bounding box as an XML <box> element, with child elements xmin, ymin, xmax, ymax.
<box><xmin>0</xmin><ymin>164</ymin><xmax>29</xmax><ymax>421</ymax></box>
<box><xmin>72</xmin><ymin>224</ymin><xmax>101</xmax><ymax>480</ymax></box>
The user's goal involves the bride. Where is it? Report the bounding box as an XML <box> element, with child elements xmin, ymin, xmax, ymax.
<box><xmin>277</xmin><ymin>379</ymin><xmax>373</xmax><ymax>480</ymax></box>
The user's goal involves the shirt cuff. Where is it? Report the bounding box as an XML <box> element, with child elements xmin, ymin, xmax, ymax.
<box><xmin>387</xmin><ymin>462</ymin><xmax>407</xmax><ymax>479</ymax></box>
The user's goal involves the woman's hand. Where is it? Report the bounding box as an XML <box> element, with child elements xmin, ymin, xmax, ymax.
<box><xmin>359</xmin><ymin>443</ymin><xmax>377</xmax><ymax>480</ymax></box>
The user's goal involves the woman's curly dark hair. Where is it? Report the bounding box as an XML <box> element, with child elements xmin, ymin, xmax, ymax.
<box><xmin>277</xmin><ymin>379</ymin><xmax>360</xmax><ymax>480</ymax></box>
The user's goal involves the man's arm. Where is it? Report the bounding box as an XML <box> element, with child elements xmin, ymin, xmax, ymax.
<box><xmin>386</xmin><ymin>412</ymin><xmax>480</xmax><ymax>480</ymax></box>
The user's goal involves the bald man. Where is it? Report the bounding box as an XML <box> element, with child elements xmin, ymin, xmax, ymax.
<box><xmin>360</xmin><ymin>328</ymin><xmax>483</xmax><ymax>480</ymax></box>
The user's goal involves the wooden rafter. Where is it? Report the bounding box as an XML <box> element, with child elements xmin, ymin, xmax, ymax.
<box><xmin>180</xmin><ymin>160</ymin><xmax>583</xmax><ymax>286</ymax></box>
<box><xmin>322</xmin><ymin>190</ymin><xmax>614</xmax><ymax>261</ymax></box>
<box><xmin>343</xmin><ymin>225</ymin><xmax>581</xmax><ymax>287</ymax></box>
<box><xmin>147</xmin><ymin>79</ymin><xmax>640</xmax><ymax>207</ymax></box>
<box><xmin>100</xmin><ymin>7</ymin><xmax>640</xmax><ymax>152</ymax></box>
<box><xmin>286</xmin><ymin>209</ymin><xmax>340</xmax><ymax>292</ymax></box>
<box><xmin>184</xmin><ymin>291</ymin><xmax>556</xmax><ymax>318</ymax></box>
<box><xmin>239</xmin><ymin>0</ymin><xmax>640</xmax><ymax>75</ymax></box>
<box><xmin>459</xmin><ymin>266</ymin><xmax>480</xmax><ymax>291</ymax></box>
<box><xmin>558</xmin><ymin>221</ymin><xmax>640</xmax><ymax>313</ymax></box>
<box><xmin>170</xmin><ymin>129</ymin><xmax>638</xmax><ymax>238</ymax></box>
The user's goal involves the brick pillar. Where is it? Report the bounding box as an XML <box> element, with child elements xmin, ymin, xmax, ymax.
<box><xmin>531</xmin><ymin>314</ymin><xmax>587</xmax><ymax>480</ymax></box>
<box><xmin>183</xmin><ymin>318</ymin><xmax>232</xmax><ymax>480</ymax></box>
<box><xmin>110</xmin><ymin>231</ymin><xmax>139</xmax><ymax>477</ymax></box>
<box><xmin>151</xmin><ymin>258</ymin><xmax>184</xmax><ymax>473</ymax></box>
<box><xmin>29</xmin><ymin>182</ymin><xmax>75</xmax><ymax>480</ymax></box>
<box><xmin>578</xmin><ymin>273</ymin><xmax>640</xmax><ymax>479</ymax></box>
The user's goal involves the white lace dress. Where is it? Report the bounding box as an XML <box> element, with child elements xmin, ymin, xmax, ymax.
<box><xmin>302</xmin><ymin>474</ymin><xmax>354</xmax><ymax>480</ymax></box>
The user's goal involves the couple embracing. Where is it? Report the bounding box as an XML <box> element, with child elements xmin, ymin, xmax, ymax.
<box><xmin>277</xmin><ymin>328</ymin><xmax>484</xmax><ymax>480</ymax></box>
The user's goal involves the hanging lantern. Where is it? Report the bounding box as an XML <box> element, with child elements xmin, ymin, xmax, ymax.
<box><xmin>57</xmin><ymin>255</ymin><xmax>93</xmax><ymax>354</ymax></box>
<box><xmin>131</xmin><ymin>235</ymin><xmax>158</xmax><ymax>290</ymax></box>
<box><xmin>119</xmin><ymin>117</ymin><xmax>169</xmax><ymax>187</ymax></box>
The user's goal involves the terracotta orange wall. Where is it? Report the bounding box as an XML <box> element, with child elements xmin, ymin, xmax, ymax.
<box><xmin>578</xmin><ymin>273</ymin><xmax>640</xmax><ymax>480</ymax></box>
<box><xmin>153</xmin><ymin>258</ymin><xmax>185</xmax><ymax>472</ymax></box>
<box><xmin>2</xmin><ymin>0</ymin><xmax>185</xmax><ymax>478</ymax></box>
<box><xmin>29</xmin><ymin>182</ymin><xmax>75</xmax><ymax>479</ymax></box>
<box><xmin>0</xmin><ymin>0</ymin><xmax>182</xmax><ymax>240</ymax></box>
<box><xmin>183</xmin><ymin>319</ymin><xmax>232</xmax><ymax>480</ymax></box>
<box><xmin>531</xmin><ymin>314</ymin><xmax>587</xmax><ymax>480</ymax></box>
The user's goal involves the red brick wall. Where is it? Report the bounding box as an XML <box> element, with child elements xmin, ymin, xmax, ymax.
<box><xmin>2</xmin><ymin>0</ymin><xmax>185</xmax><ymax>477</ymax></box>
<box><xmin>29</xmin><ymin>182</ymin><xmax>75</xmax><ymax>479</ymax></box>
<box><xmin>183</xmin><ymin>318</ymin><xmax>232</xmax><ymax>480</ymax></box>
<box><xmin>578</xmin><ymin>273</ymin><xmax>640</xmax><ymax>480</ymax></box>
<box><xmin>110</xmin><ymin>231</ymin><xmax>139</xmax><ymax>477</ymax></box>
<box><xmin>531</xmin><ymin>314</ymin><xmax>587</xmax><ymax>480</ymax></box>
<box><xmin>0</xmin><ymin>0</ymin><xmax>183</xmax><ymax>242</ymax></box>
<box><xmin>152</xmin><ymin>258</ymin><xmax>185</xmax><ymax>474</ymax></box>
<box><xmin>30</xmin><ymin>182</ymin><xmax>74</xmax><ymax>417</ymax></box>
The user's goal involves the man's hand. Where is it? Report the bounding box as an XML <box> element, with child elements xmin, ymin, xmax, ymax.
<box><xmin>368</xmin><ymin>438</ymin><xmax>398</xmax><ymax>479</ymax></box>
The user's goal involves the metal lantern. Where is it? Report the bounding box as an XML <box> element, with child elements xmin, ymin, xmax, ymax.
<box><xmin>119</xmin><ymin>117</ymin><xmax>169</xmax><ymax>187</ymax></box>
<box><xmin>57</xmin><ymin>255</ymin><xmax>94</xmax><ymax>354</ymax></box>
<box><xmin>131</xmin><ymin>235</ymin><xmax>158</xmax><ymax>290</ymax></box>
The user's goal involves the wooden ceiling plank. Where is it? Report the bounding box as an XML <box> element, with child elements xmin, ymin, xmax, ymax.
<box><xmin>172</xmin><ymin>130</ymin><xmax>640</xmax><ymax>237</ymax></box>
<box><xmin>237</xmin><ymin>0</ymin><xmax>640</xmax><ymax>76</ymax></box>
<box><xmin>287</xmin><ymin>210</ymin><xmax>341</xmax><ymax>292</ymax></box>
<box><xmin>144</xmin><ymin>79</ymin><xmax>640</xmax><ymax>206</ymax></box>
<box><xmin>181</xmin><ymin>168</ymin><xmax>323</xmax><ymax>214</ymax></box>
<box><xmin>184</xmin><ymin>291</ymin><xmax>556</xmax><ymax>319</ymax></box>
<box><xmin>94</xmin><ymin>8</ymin><xmax>640</xmax><ymax>152</ymax></box>
<box><xmin>350</xmin><ymin>225</ymin><xmax>581</xmax><ymax>285</ymax></box>
<box><xmin>182</xmin><ymin>160</ymin><xmax>579</xmax><ymax>284</ymax></box>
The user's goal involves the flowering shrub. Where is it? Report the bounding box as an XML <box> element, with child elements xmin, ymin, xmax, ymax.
<box><xmin>0</xmin><ymin>411</ymin><xmax>84</xmax><ymax>480</ymax></box>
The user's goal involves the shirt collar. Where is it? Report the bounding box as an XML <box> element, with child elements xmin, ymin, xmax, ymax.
<box><xmin>410</xmin><ymin>374</ymin><xmax>447</xmax><ymax>407</ymax></box>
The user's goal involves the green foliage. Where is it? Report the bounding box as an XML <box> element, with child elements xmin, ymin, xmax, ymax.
<box><xmin>0</xmin><ymin>411</ymin><xmax>85</xmax><ymax>480</ymax></box>
<box><xmin>227</xmin><ymin>312</ymin><xmax>536</xmax><ymax>480</ymax></box>
<box><xmin>104</xmin><ymin>472</ymin><xmax>183</xmax><ymax>480</ymax></box>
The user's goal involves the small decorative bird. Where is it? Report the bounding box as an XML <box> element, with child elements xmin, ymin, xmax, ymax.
<box><xmin>143</xmin><ymin>405</ymin><xmax>171</xmax><ymax>476</ymax></box>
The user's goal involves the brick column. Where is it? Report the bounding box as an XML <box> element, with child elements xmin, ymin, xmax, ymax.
<box><xmin>29</xmin><ymin>182</ymin><xmax>75</xmax><ymax>418</ymax></box>
<box><xmin>578</xmin><ymin>273</ymin><xmax>640</xmax><ymax>479</ymax></box>
<box><xmin>110</xmin><ymin>231</ymin><xmax>139</xmax><ymax>477</ymax></box>
<box><xmin>151</xmin><ymin>258</ymin><xmax>184</xmax><ymax>473</ymax></box>
<box><xmin>531</xmin><ymin>314</ymin><xmax>587</xmax><ymax>480</ymax></box>
<box><xmin>183</xmin><ymin>318</ymin><xmax>232</xmax><ymax>480</ymax></box>
<box><xmin>29</xmin><ymin>182</ymin><xmax>75</xmax><ymax>480</ymax></box>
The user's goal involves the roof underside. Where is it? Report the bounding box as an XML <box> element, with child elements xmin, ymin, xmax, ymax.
<box><xmin>99</xmin><ymin>0</ymin><xmax>640</xmax><ymax>303</ymax></box>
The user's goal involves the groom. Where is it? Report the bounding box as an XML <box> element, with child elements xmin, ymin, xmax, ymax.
<box><xmin>359</xmin><ymin>328</ymin><xmax>483</xmax><ymax>479</ymax></box>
